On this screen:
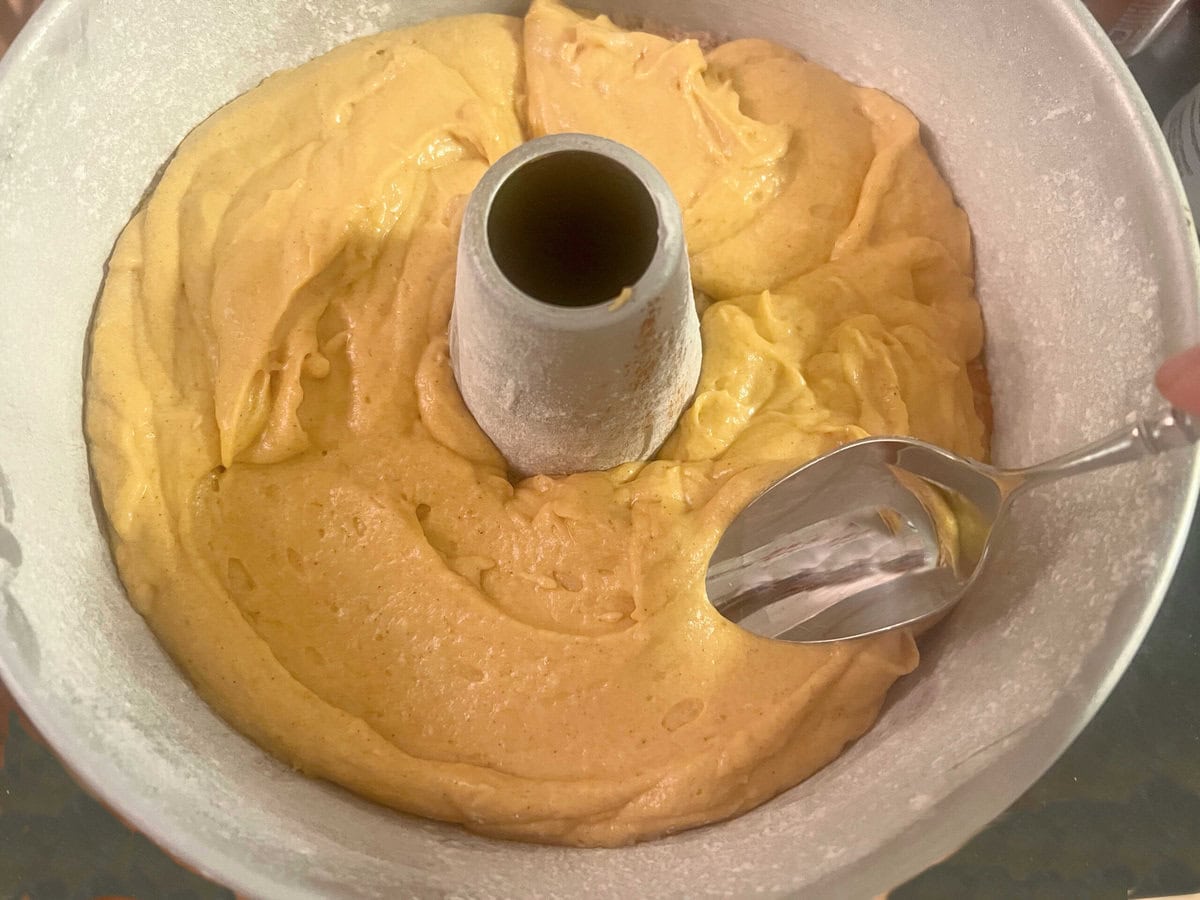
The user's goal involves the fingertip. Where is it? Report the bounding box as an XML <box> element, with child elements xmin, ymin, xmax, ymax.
<box><xmin>1156</xmin><ymin>345</ymin><xmax>1200</xmax><ymax>414</ymax></box>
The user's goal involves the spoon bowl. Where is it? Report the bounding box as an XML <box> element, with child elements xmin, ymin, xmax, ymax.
<box><xmin>708</xmin><ymin>408</ymin><xmax>1198</xmax><ymax>642</ymax></box>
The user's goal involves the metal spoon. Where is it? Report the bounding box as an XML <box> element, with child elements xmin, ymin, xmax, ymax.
<box><xmin>706</xmin><ymin>407</ymin><xmax>1198</xmax><ymax>643</ymax></box>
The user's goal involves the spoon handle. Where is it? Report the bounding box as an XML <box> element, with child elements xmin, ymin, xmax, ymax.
<box><xmin>1011</xmin><ymin>408</ymin><xmax>1199</xmax><ymax>488</ymax></box>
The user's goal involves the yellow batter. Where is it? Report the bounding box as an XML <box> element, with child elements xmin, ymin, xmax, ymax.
<box><xmin>86</xmin><ymin>0</ymin><xmax>987</xmax><ymax>846</ymax></box>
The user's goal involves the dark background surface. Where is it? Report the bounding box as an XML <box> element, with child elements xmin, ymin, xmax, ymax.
<box><xmin>3</xmin><ymin>4</ymin><xmax>1200</xmax><ymax>900</ymax></box>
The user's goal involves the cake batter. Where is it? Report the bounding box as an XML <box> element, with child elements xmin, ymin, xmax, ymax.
<box><xmin>86</xmin><ymin>0</ymin><xmax>987</xmax><ymax>845</ymax></box>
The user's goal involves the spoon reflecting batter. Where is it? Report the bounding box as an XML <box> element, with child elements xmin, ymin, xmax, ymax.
<box><xmin>707</xmin><ymin>406</ymin><xmax>1199</xmax><ymax>643</ymax></box>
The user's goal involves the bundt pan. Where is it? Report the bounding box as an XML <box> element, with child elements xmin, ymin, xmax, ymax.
<box><xmin>0</xmin><ymin>0</ymin><xmax>1197</xmax><ymax>896</ymax></box>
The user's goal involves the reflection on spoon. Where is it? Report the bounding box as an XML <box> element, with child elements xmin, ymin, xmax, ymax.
<box><xmin>707</xmin><ymin>407</ymin><xmax>1197</xmax><ymax>643</ymax></box>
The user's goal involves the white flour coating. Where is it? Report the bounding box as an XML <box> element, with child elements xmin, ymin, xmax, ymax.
<box><xmin>450</xmin><ymin>134</ymin><xmax>702</xmax><ymax>476</ymax></box>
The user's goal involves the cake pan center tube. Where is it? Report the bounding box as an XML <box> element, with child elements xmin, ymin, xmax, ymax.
<box><xmin>451</xmin><ymin>133</ymin><xmax>702</xmax><ymax>476</ymax></box>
